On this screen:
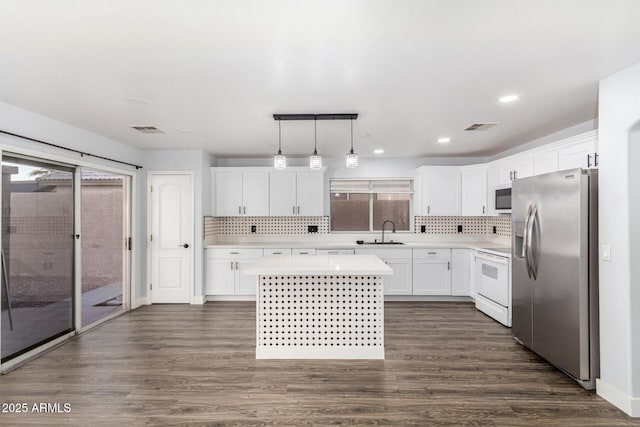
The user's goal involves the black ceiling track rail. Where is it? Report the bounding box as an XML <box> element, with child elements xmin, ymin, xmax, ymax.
<box><xmin>273</xmin><ymin>113</ymin><xmax>358</xmax><ymax>121</ymax></box>
<box><xmin>0</xmin><ymin>129</ymin><xmax>143</xmax><ymax>169</ymax></box>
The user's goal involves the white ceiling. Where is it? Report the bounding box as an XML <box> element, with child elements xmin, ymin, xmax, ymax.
<box><xmin>1</xmin><ymin>1</ymin><xmax>640</xmax><ymax>159</ymax></box>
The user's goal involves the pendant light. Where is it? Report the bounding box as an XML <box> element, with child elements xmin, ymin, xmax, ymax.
<box><xmin>309</xmin><ymin>118</ymin><xmax>322</xmax><ymax>169</ymax></box>
<box><xmin>273</xmin><ymin>119</ymin><xmax>286</xmax><ymax>169</ymax></box>
<box><xmin>346</xmin><ymin>118</ymin><xmax>358</xmax><ymax>168</ymax></box>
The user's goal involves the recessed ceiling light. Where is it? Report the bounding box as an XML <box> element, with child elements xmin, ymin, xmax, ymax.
<box><xmin>373</xmin><ymin>149</ymin><xmax>384</xmax><ymax>154</ymax></box>
<box><xmin>437</xmin><ymin>137</ymin><xmax>451</xmax><ymax>144</ymax></box>
<box><xmin>499</xmin><ymin>94</ymin><xmax>519</xmax><ymax>103</ymax></box>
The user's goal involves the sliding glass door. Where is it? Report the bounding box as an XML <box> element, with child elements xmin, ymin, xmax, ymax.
<box><xmin>1</xmin><ymin>156</ymin><xmax>75</xmax><ymax>362</ymax></box>
<box><xmin>0</xmin><ymin>155</ymin><xmax>132</xmax><ymax>362</ymax></box>
<box><xmin>80</xmin><ymin>168</ymin><xmax>129</xmax><ymax>327</ymax></box>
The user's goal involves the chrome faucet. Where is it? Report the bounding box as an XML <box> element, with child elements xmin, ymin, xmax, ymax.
<box><xmin>381</xmin><ymin>220</ymin><xmax>396</xmax><ymax>244</ymax></box>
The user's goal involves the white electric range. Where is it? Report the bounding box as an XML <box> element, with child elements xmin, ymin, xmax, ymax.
<box><xmin>474</xmin><ymin>248</ymin><xmax>512</xmax><ymax>327</ymax></box>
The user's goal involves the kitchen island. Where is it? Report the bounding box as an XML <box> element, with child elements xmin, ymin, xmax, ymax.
<box><xmin>245</xmin><ymin>254</ymin><xmax>393</xmax><ymax>359</ymax></box>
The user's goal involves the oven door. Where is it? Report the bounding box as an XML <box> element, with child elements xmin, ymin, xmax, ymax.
<box><xmin>475</xmin><ymin>251</ymin><xmax>510</xmax><ymax>307</ymax></box>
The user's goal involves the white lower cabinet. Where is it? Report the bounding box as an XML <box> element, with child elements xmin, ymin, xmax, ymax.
<box><xmin>412</xmin><ymin>249</ymin><xmax>452</xmax><ymax>295</ymax></box>
<box><xmin>451</xmin><ymin>249</ymin><xmax>470</xmax><ymax>296</ymax></box>
<box><xmin>355</xmin><ymin>248</ymin><xmax>412</xmax><ymax>295</ymax></box>
<box><xmin>206</xmin><ymin>249</ymin><xmax>262</xmax><ymax>296</ymax></box>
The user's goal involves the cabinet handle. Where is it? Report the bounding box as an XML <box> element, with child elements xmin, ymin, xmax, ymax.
<box><xmin>243</xmin><ymin>206</ymin><xmax>246</xmax><ymax>214</ymax></box>
<box><xmin>587</xmin><ymin>154</ymin><xmax>592</xmax><ymax>167</ymax></box>
<box><xmin>293</xmin><ymin>206</ymin><xmax>296</xmax><ymax>214</ymax></box>
<box><xmin>482</xmin><ymin>205</ymin><xmax>485</xmax><ymax>214</ymax></box>
<box><xmin>272</xmin><ymin>252</ymin><xmax>282</xmax><ymax>255</ymax></box>
<box><xmin>230</xmin><ymin>251</ymin><xmax>240</xmax><ymax>254</ymax></box>
<box><xmin>509</xmin><ymin>171</ymin><xmax>513</xmax><ymax>180</ymax></box>
<box><xmin>297</xmin><ymin>206</ymin><xmax>300</xmax><ymax>214</ymax></box>
<box><xmin>428</xmin><ymin>251</ymin><xmax>437</xmax><ymax>255</ymax></box>
<box><xmin>230</xmin><ymin>261</ymin><xmax>234</xmax><ymax>270</ymax></box>
<box><xmin>238</xmin><ymin>206</ymin><xmax>242</xmax><ymax>214</ymax></box>
<box><xmin>594</xmin><ymin>153</ymin><xmax>599</xmax><ymax>167</ymax></box>
<box><xmin>427</xmin><ymin>206</ymin><xmax>431</xmax><ymax>214</ymax></box>
<box><xmin>513</xmin><ymin>170</ymin><xmax>517</xmax><ymax>180</ymax></box>
<box><xmin>235</xmin><ymin>262</ymin><xmax>239</xmax><ymax>270</ymax></box>
<box><xmin>448</xmin><ymin>261</ymin><xmax>450</xmax><ymax>270</ymax></box>
<box><xmin>299</xmin><ymin>252</ymin><xmax>309</xmax><ymax>254</ymax></box>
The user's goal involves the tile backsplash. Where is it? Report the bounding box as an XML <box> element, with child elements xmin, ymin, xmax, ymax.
<box><xmin>205</xmin><ymin>216</ymin><xmax>329</xmax><ymax>235</ymax></box>
<box><xmin>205</xmin><ymin>215</ymin><xmax>511</xmax><ymax>238</ymax></box>
<box><xmin>414</xmin><ymin>215</ymin><xmax>511</xmax><ymax>237</ymax></box>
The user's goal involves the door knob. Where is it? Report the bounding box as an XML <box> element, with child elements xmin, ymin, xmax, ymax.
<box><xmin>179</xmin><ymin>243</ymin><xmax>189</xmax><ymax>248</ymax></box>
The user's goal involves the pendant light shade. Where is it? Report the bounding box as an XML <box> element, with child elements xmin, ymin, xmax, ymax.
<box><xmin>273</xmin><ymin>120</ymin><xmax>286</xmax><ymax>169</ymax></box>
<box><xmin>346</xmin><ymin>119</ymin><xmax>358</xmax><ymax>168</ymax></box>
<box><xmin>309</xmin><ymin>118</ymin><xmax>322</xmax><ymax>169</ymax></box>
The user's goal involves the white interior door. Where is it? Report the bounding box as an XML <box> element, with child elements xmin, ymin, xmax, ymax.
<box><xmin>150</xmin><ymin>173</ymin><xmax>193</xmax><ymax>303</ymax></box>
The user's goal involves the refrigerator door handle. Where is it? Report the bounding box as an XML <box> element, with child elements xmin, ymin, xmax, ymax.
<box><xmin>529</xmin><ymin>205</ymin><xmax>539</xmax><ymax>280</ymax></box>
<box><xmin>523</xmin><ymin>204</ymin><xmax>532</xmax><ymax>278</ymax></box>
<box><xmin>526</xmin><ymin>204</ymin><xmax>538</xmax><ymax>280</ymax></box>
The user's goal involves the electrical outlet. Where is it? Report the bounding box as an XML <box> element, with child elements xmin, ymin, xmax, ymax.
<box><xmin>457</xmin><ymin>225</ymin><xmax>463</xmax><ymax>233</ymax></box>
<box><xmin>251</xmin><ymin>225</ymin><xmax>257</xmax><ymax>233</ymax></box>
<box><xmin>420</xmin><ymin>225</ymin><xmax>426</xmax><ymax>233</ymax></box>
<box><xmin>493</xmin><ymin>226</ymin><xmax>497</xmax><ymax>234</ymax></box>
<box><xmin>308</xmin><ymin>225</ymin><xmax>318</xmax><ymax>233</ymax></box>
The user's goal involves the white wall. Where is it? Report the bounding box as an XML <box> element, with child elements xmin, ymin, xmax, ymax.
<box><xmin>597</xmin><ymin>60</ymin><xmax>640</xmax><ymax>416</ymax></box>
<box><xmin>0</xmin><ymin>100</ymin><xmax>148</xmax><ymax>306</ymax></box>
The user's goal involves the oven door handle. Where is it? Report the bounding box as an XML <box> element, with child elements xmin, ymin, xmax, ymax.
<box><xmin>475</xmin><ymin>252</ymin><xmax>509</xmax><ymax>266</ymax></box>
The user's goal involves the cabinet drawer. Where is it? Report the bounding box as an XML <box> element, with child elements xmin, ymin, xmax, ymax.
<box><xmin>292</xmin><ymin>248</ymin><xmax>316</xmax><ymax>255</ymax></box>
<box><xmin>263</xmin><ymin>248</ymin><xmax>292</xmax><ymax>256</ymax></box>
<box><xmin>207</xmin><ymin>248</ymin><xmax>263</xmax><ymax>259</ymax></box>
<box><xmin>413</xmin><ymin>248</ymin><xmax>451</xmax><ymax>260</ymax></box>
<box><xmin>355</xmin><ymin>248</ymin><xmax>413</xmax><ymax>259</ymax></box>
<box><xmin>316</xmin><ymin>249</ymin><xmax>355</xmax><ymax>255</ymax></box>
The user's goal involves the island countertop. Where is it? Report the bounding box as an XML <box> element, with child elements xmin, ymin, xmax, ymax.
<box><xmin>244</xmin><ymin>254</ymin><xmax>394</xmax><ymax>276</ymax></box>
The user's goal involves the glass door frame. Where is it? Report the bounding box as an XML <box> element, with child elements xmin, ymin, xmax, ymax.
<box><xmin>75</xmin><ymin>169</ymin><xmax>133</xmax><ymax>333</ymax></box>
<box><xmin>0</xmin><ymin>145</ymin><xmax>137</xmax><ymax>371</ymax></box>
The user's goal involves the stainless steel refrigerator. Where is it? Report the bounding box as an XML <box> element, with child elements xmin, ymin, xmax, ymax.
<box><xmin>511</xmin><ymin>168</ymin><xmax>599</xmax><ymax>389</ymax></box>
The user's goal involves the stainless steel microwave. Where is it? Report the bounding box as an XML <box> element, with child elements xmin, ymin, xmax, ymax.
<box><xmin>495</xmin><ymin>185</ymin><xmax>512</xmax><ymax>211</ymax></box>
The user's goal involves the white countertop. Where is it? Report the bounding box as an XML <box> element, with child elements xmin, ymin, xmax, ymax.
<box><xmin>205</xmin><ymin>240</ymin><xmax>511</xmax><ymax>255</ymax></box>
<box><xmin>244</xmin><ymin>254</ymin><xmax>394</xmax><ymax>276</ymax></box>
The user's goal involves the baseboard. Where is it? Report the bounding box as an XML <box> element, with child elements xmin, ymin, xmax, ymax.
<box><xmin>597</xmin><ymin>378</ymin><xmax>640</xmax><ymax>417</ymax></box>
<box><xmin>385</xmin><ymin>296</ymin><xmax>474</xmax><ymax>302</ymax></box>
<box><xmin>191</xmin><ymin>295</ymin><xmax>206</xmax><ymax>305</ymax></box>
<box><xmin>207</xmin><ymin>295</ymin><xmax>257</xmax><ymax>301</ymax></box>
<box><xmin>132</xmin><ymin>296</ymin><xmax>149</xmax><ymax>309</ymax></box>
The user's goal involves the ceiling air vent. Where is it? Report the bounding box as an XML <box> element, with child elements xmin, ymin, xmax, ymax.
<box><xmin>130</xmin><ymin>125</ymin><xmax>164</xmax><ymax>134</ymax></box>
<box><xmin>464</xmin><ymin>122</ymin><xmax>499</xmax><ymax>131</ymax></box>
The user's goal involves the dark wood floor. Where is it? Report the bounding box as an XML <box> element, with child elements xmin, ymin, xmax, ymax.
<box><xmin>0</xmin><ymin>302</ymin><xmax>637</xmax><ymax>426</ymax></box>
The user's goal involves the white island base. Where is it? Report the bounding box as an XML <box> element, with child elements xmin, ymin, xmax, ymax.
<box><xmin>246</xmin><ymin>255</ymin><xmax>392</xmax><ymax>360</ymax></box>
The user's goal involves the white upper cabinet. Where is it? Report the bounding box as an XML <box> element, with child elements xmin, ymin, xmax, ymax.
<box><xmin>491</xmin><ymin>155</ymin><xmax>534</xmax><ymax>186</ymax></box>
<box><xmin>534</xmin><ymin>149</ymin><xmax>559</xmax><ymax>176</ymax></box>
<box><xmin>461</xmin><ymin>168</ymin><xmax>487</xmax><ymax>216</ymax></box>
<box><xmin>243</xmin><ymin>172</ymin><xmax>270</xmax><ymax>215</ymax></box>
<box><xmin>296</xmin><ymin>171</ymin><xmax>324</xmax><ymax>216</ymax></box>
<box><xmin>213</xmin><ymin>170</ymin><xmax>269</xmax><ymax>216</ymax></box>
<box><xmin>214</xmin><ymin>171</ymin><xmax>244</xmax><ymax>216</ymax></box>
<box><xmin>418</xmin><ymin>168</ymin><xmax>461</xmax><ymax>216</ymax></box>
<box><xmin>558</xmin><ymin>138</ymin><xmax>598</xmax><ymax>170</ymax></box>
<box><xmin>269</xmin><ymin>171</ymin><xmax>297</xmax><ymax>215</ymax></box>
<box><xmin>269</xmin><ymin>169</ymin><xmax>324</xmax><ymax>216</ymax></box>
